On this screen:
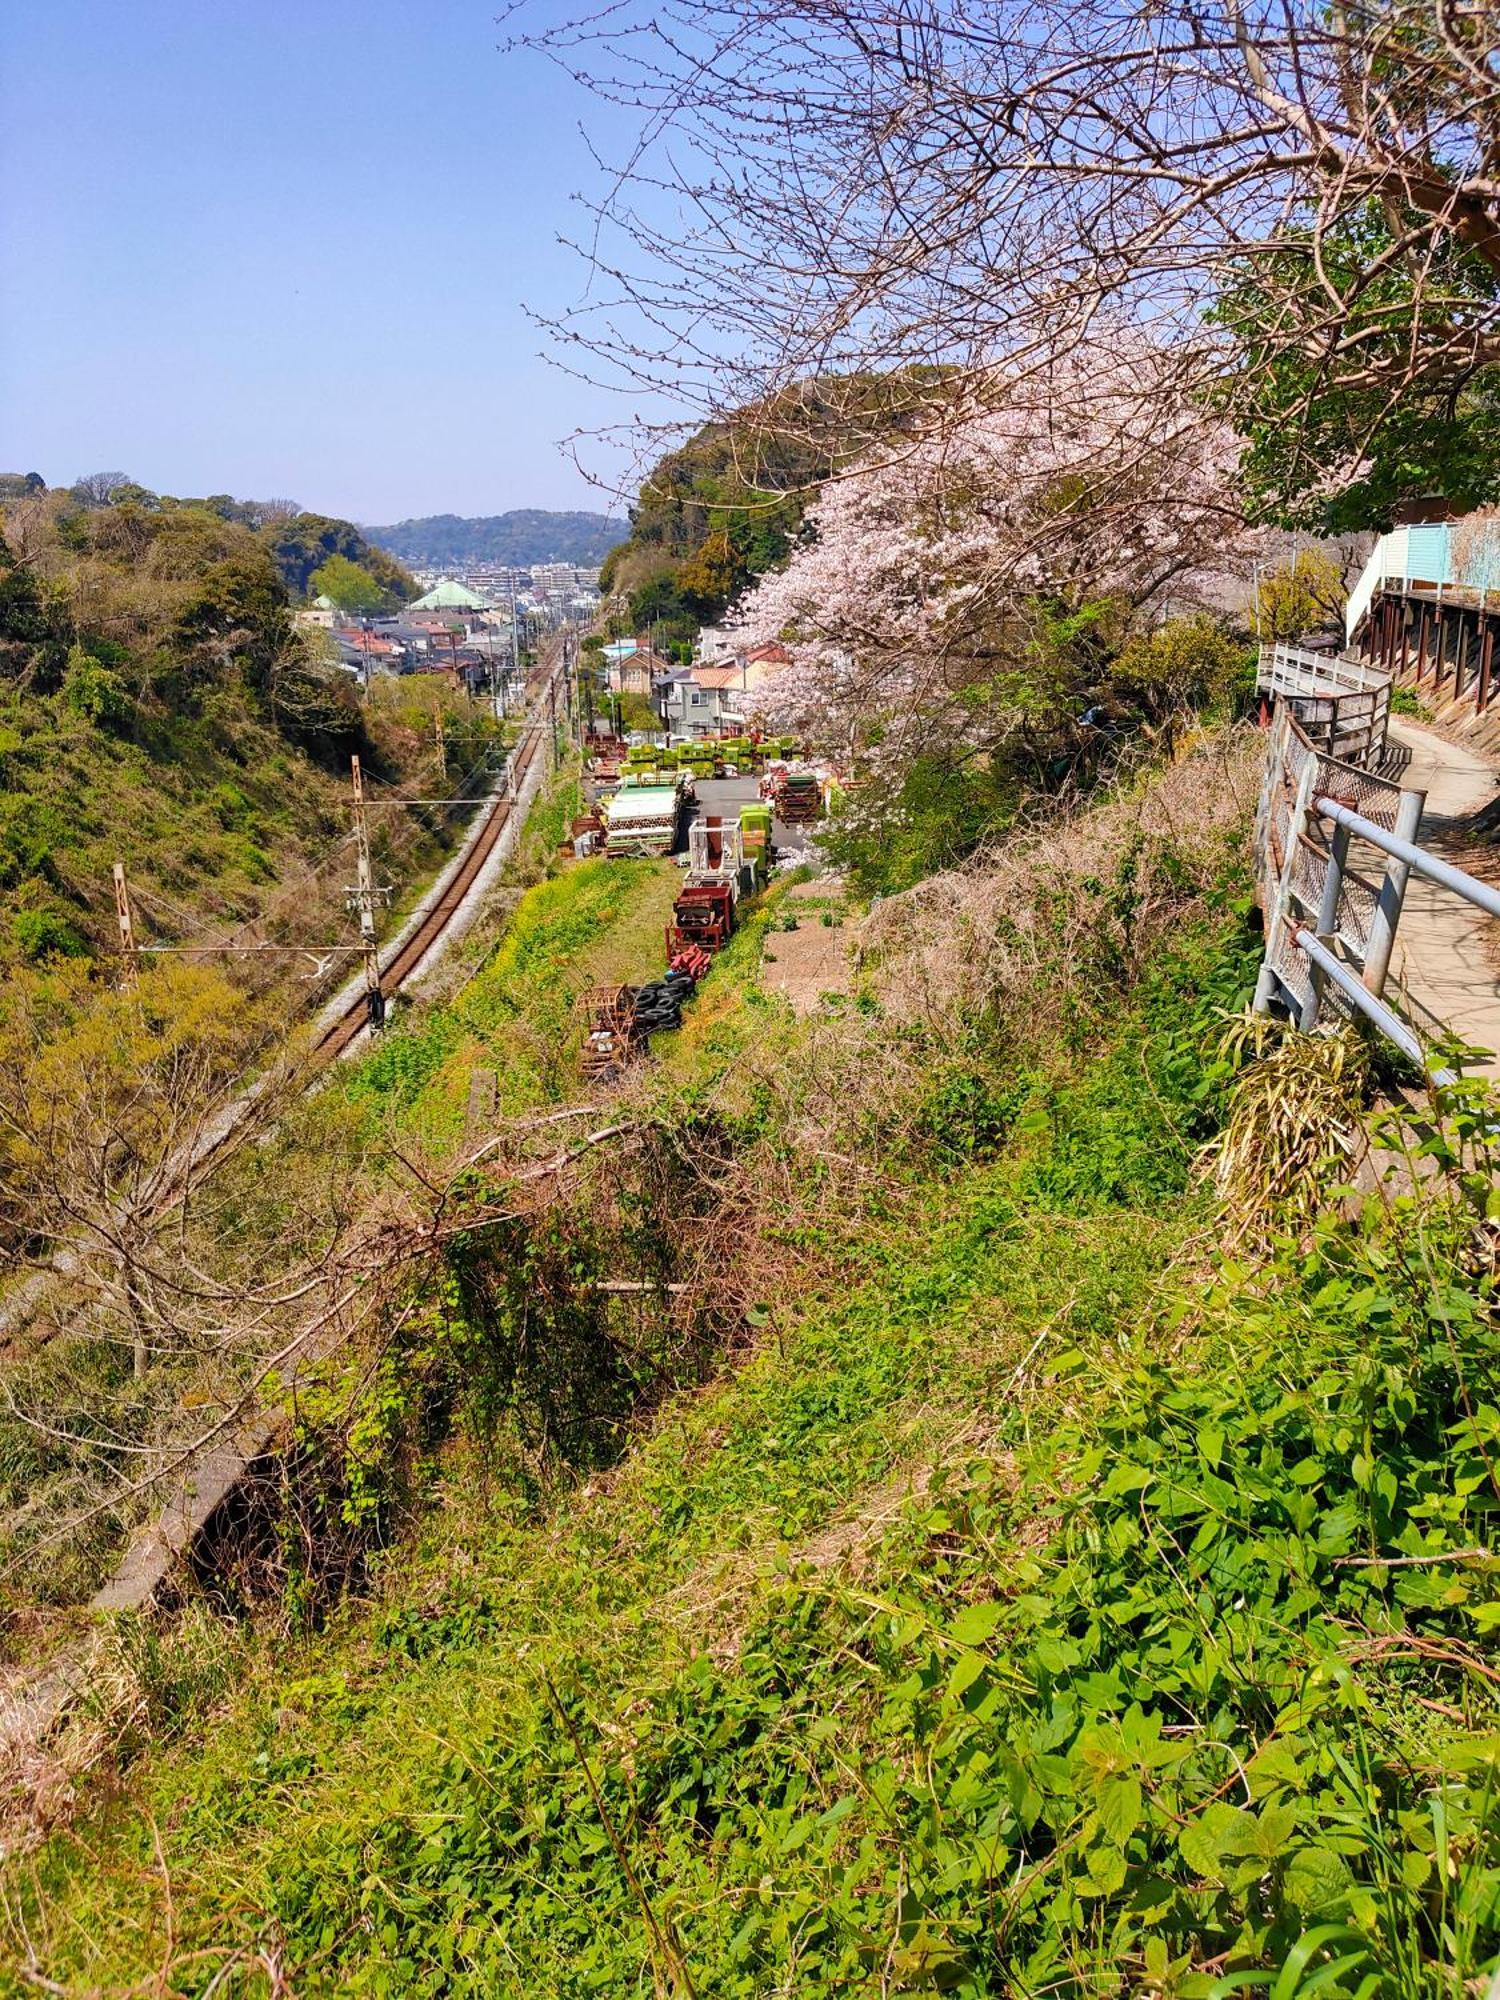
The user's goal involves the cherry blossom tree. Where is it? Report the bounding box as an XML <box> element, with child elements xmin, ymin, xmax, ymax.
<box><xmin>515</xmin><ymin>0</ymin><xmax>1500</xmax><ymax>520</ymax></box>
<box><xmin>728</xmin><ymin>342</ymin><xmax>1252</xmax><ymax>760</ymax></box>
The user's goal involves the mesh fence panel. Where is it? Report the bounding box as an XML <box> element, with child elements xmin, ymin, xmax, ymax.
<box><xmin>1255</xmin><ymin>709</ymin><xmax>1412</xmax><ymax>1010</ymax></box>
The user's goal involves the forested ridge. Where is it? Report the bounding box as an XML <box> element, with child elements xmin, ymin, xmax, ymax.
<box><xmin>0</xmin><ymin>479</ymin><xmax>437</xmax><ymax>976</ymax></box>
<box><xmin>364</xmin><ymin>510</ymin><xmax>622</xmax><ymax>569</ymax></box>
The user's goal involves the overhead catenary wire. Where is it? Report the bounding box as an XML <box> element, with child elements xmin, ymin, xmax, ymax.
<box><xmin>115</xmin><ymin>664</ymin><xmax>565</xmax><ymax>1009</ymax></box>
<box><xmin>112</xmin><ymin>725</ymin><xmax>514</xmax><ymax>963</ymax></box>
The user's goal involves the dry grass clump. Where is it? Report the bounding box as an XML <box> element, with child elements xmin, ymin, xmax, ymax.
<box><xmin>861</xmin><ymin>725</ymin><xmax>1262</xmax><ymax>1036</ymax></box>
<box><xmin>1214</xmin><ymin>1016</ymin><xmax>1370</xmax><ymax>1246</ymax></box>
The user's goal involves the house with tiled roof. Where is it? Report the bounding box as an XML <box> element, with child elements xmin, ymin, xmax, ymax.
<box><xmin>658</xmin><ymin>660</ymin><xmax>754</xmax><ymax>738</ymax></box>
<box><xmin>604</xmin><ymin>638</ymin><xmax>672</xmax><ymax>696</ymax></box>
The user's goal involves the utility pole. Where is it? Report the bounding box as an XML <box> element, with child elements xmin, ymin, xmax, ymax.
<box><xmin>433</xmin><ymin>701</ymin><xmax>446</xmax><ymax>772</ymax></box>
<box><xmin>567</xmin><ymin>631</ymin><xmax>585</xmax><ymax>751</ymax></box>
<box><xmin>112</xmin><ymin>860</ymin><xmax>138</xmax><ymax>991</ymax></box>
<box><xmin>346</xmin><ymin>755</ymin><xmax>386</xmax><ymax>1031</ymax></box>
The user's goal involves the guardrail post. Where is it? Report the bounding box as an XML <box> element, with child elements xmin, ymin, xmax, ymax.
<box><xmin>1362</xmin><ymin>788</ymin><xmax>1426</xmax><ymax>999</ymax></box>
<box><xmin>1253</xmin><ymin>750</ymin><xmax>1316</xmax><ymax>1016</ymax></box>
<box><xmin>1300</xmin><ymin>817</ymin><xmax>1351</xmax><ymax>1029</ymax></box>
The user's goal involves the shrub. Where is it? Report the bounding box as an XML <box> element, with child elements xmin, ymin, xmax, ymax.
<box><xmin>11</xmin><ymin>907</ymin><xmax>87</xmax><ymax>962</ymax></box>
<box><xmin>61</xmin><ymin>645</ymin><xmax>132</xmax><ymax>729</ymax></box>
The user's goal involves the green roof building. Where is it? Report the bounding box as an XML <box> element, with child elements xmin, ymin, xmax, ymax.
<box><xmin>409</xmin><ymin>578</ymin><xmax>492</xmax><ymax>613</ymax></box>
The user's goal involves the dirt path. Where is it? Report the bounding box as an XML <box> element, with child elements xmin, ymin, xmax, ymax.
<box><xmin>761</xmin><ymin>883</ymin><xmax>854</xmax><ymax>1015</ymax></box>
<box><xmin>1386</xmin><ymin>717</ymin><xmax>1500</xmax><ymax>1079</ymax></box>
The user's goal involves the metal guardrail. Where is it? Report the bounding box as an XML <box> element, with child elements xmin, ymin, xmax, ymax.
<box><xmin>1256</xmin><ymin>643</ymin><xmax>1392</xmax><ymax>768</ymax></box>
<box><xmin>1257</xmin><ymin>642</ymin><xmax>1390</xmax><ymax>698</ymax></box>
<box><xmin>1252</xmin><ymin>704</ymin><xmax>1498</xmax><ymax>1081</ymax></box>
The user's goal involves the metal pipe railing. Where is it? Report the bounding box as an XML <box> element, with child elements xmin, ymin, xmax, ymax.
<box><xmin>1314</xmin><ymin>796</ymin><xmax>1500</xmax><ymax>922</ymax></box>
<box><xmin>1291</xmin><ymin>926</ymin><xmax>1457</xmax><ymax>1088</ymax></box>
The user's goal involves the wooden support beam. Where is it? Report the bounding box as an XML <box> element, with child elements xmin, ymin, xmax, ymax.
<box><xmin>1480</xmin><ymin>617</ymin><xmax>1494</xmax><ymax>714</ymax></box>
<box><xmin>1416</xmin><ymin>610</ymin><xmax>1430</xmax><ymax>683</ymax></box>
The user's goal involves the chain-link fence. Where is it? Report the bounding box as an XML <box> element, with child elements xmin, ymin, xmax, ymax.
<box><xmin>1254</xmin><ymin>702</ymin><xmax>1419</xmax><ymax>1019</ymax></box>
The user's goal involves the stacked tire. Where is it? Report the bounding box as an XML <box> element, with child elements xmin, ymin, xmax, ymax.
<box><xmin>631</xmin><ymin>970</ymin><xmax>693</xmax><ymax>1035</ymax></box>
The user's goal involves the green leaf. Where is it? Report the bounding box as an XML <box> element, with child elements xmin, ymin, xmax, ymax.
<box><xmin>1095</xmin><ymin>1773</ymin><xmax>1143</xmax><ymax>1847</ymax></box>
<box><xmin>948</xmin><ymin>1601</ymin><xmax>1003</xmax><ymax>1647</ymax></box>
<box><xmin>947</xmin><ymin>1650</ymin><xmax>988</xmax><ymax>1698</ymax></box>
<box><xmin>1281</xmin><ymin>1845</ymin><xmax>1351</xmax><ymax>1917</ymax></box>
<box><xmin>1179</xmin><ymin>1802</ymin><xmax>1256</xmax><ymax>1883</ymax></box>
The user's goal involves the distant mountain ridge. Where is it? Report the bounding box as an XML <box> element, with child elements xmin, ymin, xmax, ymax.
<box><xmin>363</xmin><ymin>510</ymin><xmax>623</xmax><ymax>569</ymax></box>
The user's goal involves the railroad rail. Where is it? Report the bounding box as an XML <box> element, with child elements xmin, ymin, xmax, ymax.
<box><xmin>312</xmin><ymin>697</ymin><xmax>561</xmax><ymax>1060</ymax></box>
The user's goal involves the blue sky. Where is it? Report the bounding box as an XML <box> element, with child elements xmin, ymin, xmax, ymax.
<box><xmin>1</xmin><ymin>0</ymin><xmax>645</xmax><ymax>520</ymax></box>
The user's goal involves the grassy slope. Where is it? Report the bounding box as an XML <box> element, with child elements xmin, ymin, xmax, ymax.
<box><xmin>7</xmin><ymin>895</ymin><xmax>1256</xmax><ymax>1987</ymax></box>
<box><xmin>348</xmin><ymin>851</ymin><xmax>682</xmax><ymax>1150</ymax></box>
<box><xmin>0</xmin><ymin>746</ymin><xmax>561</xmax><ymax>1612</ymax></box>
<box><xmin>9</xmin><ymin>802</ymin><xmax>1500</xmax><ymax>1993</ymax></box>
<box><xmin>0</xmin><ymin>677</ymin><xmax>504</xmax><ymax>980</ymax></box>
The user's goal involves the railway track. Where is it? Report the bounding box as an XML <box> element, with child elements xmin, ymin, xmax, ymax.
<box><xmin>313</xmin><ymin>690</ymin><xmax>561</xmax><ymax>1059</ymax></box>
<box><xmin>0</xmin><ymin>645</ymin><xmax>571</xmax><ymax>1359</ymax></box>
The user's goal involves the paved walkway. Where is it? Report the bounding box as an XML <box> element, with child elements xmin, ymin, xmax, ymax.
<box><xmin>1386</xmin><ymin>718</ymin><xmax>1500</xmax><ymax>1079</ymax></box>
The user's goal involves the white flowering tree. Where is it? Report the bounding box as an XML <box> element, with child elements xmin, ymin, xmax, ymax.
<box><xmin>728</xmin><ymin>345</ymin><xmax>1251</xmax><ymax>767</ymax></box>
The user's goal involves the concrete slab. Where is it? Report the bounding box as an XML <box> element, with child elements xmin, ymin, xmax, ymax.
<box><xmin>1387</xmin><ymin>718</ymin><xmax>1500</xmax><ymax>1078</ymax></box>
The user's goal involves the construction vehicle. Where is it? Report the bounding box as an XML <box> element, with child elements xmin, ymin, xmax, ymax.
<box><xmin>666</xmin><ymin>880</ymin><xmax>736</xmax><ymax>959</ymax></box>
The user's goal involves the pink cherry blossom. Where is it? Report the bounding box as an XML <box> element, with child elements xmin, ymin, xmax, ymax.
<box><xmin>727</xmin><ymin>340</ymin><xmax>1253</xmax><ymax>745</ymax></box>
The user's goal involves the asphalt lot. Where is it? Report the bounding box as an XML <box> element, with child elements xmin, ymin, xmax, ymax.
<box><xmin>584</xmin><ymin>769</ymin><xmax>819</xmax><ymax>862</ymax></box>
<box><xmin>688</xmin><ymin>775</ymin><xmax>815</xmax><ymax>859</ymax></box>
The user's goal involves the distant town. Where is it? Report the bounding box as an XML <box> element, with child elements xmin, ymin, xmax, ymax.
<box><xmin>300</xmin><ymin>560</ymin><xmax>604</xmax><ymax>703</ymax></box>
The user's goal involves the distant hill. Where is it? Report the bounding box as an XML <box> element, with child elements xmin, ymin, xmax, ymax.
<box><xmin>363</xmin><ymin>510</ymin><xmax>624</xmax><ymax>569</ymax></box>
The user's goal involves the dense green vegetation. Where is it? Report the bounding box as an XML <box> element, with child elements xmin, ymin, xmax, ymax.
<box><xmin>1214</xmin><ymin>201</ymin><xmax>1500</xmax><ymax>532</ymax></box>
<box><xmin>0</xmin><ymin>483</ymin><xmax>461</xmax><ymax>972</ymax></box>
<box><xmin>826</xmin><ymin>617</ymin><xmax>1253</xmax><ymax>898</ymax></box>
<box><xmin>364</xmin><ymin>511</ymin><xmax>622</xmax><ymax>569</ymax></box>
<box><xmin>13</xmin><ymin>803</ymin><xmax>1499</xmax><ymax>1991</ymax></box>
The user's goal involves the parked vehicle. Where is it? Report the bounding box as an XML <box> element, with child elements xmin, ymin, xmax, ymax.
<box><xmin>666</xmin><ymin>880</ymin><xmax>736</xmax><ymax>959</ymax></box>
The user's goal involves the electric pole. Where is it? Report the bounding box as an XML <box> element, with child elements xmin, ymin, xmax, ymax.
<box><xmin>433</xmin><ymin>701</ymin><xmax>446</xmax><ymax>772</ymax></box>
<box><xmin>112</xmin><ymin>860</ymin><xmax>138</xmax><ymax>991</ymax></box>
<box><xmin>346</xmin><ymin>755</ymin><xmax>386</xmax><ymax>1030</ymax></box>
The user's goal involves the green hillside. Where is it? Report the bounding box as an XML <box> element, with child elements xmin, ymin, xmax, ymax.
<box><xmin>364</xmin><ymin>510</ymin><xmax>623</xmax><ymax>569</ymax></box>
<box><xmin>0</xmin><ymin>484</ymin><xmax>485</xmax><ymax>978</ymax></box>
<box><xmin>5</xmin><ymin>724</ymin><xmax>1497</xmax><ymax>1993</ymax></box>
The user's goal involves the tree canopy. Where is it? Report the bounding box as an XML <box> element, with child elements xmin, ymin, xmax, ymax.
<box><xmin>266</xmin><ymin>513</ymin><xmax>414</xmax><ymax>603</ymax></box>
<box><xmin>310</xmin><ymin>554</ymin><xmax>390</xmax><ymax>616</ymax></box>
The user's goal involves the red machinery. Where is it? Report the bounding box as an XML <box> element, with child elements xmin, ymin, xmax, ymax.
<box><xmin>666</xmin><ymin>880</ymin><xmax>736</xmax><ymax>959</ymax></box>
<box><xmin>668</xmin><ymin>942</ymin><xmax>712</xmax><ymax>982</ymax></box>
